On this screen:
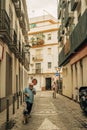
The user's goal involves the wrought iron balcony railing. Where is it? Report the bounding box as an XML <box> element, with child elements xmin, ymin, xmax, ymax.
<box><xmin>32</xmin><ymin>69</ymin><xmax>42</xmax><ymax>74</ymax></box>
<box><xmin>58</xmin><ymin>26</ymin><xmax>64</xmax><ymax>42</ymax></box>
<box><xmin>14</xmin><ymin>0</ymin><xmax>22</xmax><ymax>17</ymax></box>
<box><xmin>32</xmin><ymin>55</ymin><xmax>43</xmax><ymax>62</ymax></box>
<box><xmin>58</xmin><ymin>0</ymin><xmax>62</xmax><ymax>19</ymax></box>
<box><xmin>9</xmin><ymin>29</ymin><xmax>18</xmax><ymax>53</ymax></box>
<box><xmin>19</xmin><ymin>13</ymin><xmax>26</xmax><ymax>29</ymax></box>
<box><xmin>64</xmin><ymin>2</ymin><xmax>73</xmax><ymax>27</ymax></box>
<box><xmin>0</xmin><ymin>9</ymin><xmax>11</xmax><ymax>44</ymax></box>
<box><xmin>71</xmin><ymin>0</ymin><xmax>80</xmax><ymax>11</ymax></box>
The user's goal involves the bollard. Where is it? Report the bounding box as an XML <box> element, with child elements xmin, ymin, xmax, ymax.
<box><xmin>20</xmin><ymin>92</ymin><xmax>22</xmax><ymax>105</ymax></box>
<box><xmin>13</xmin><ymin>96</ymin><xmax>15</xmax><ymax>114</ymax></box>
<box><xmin>23</xmin><ymin>93</ymin><xmax>25</xmax><ymax>102</ymax></box>
<box><xmin>6</xmin><ymin>99</ymin><xmax>9</xmax><ymax>129</ymax></box>
<box><xmin>17</xmin><ymin>95</ymin><xmax>19</xmax><ymax>109</ymax></box>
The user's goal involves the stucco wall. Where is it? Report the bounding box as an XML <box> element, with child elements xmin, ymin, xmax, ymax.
<box><xmin>62</xmin><ymin>63</ymin><xmax>72</xmax><ymax>98</ymax></box>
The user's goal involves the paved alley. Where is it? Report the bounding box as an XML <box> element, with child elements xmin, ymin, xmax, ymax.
<box><xmin>8</xmin><ymin>91</ymin><xmax>87</xmax><ymax>130</ymax></box>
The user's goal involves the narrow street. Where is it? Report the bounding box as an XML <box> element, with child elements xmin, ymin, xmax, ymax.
<box><xmin>0</xmin><ymin>0</ymin><xmax>87</xmax><ymax>130</ymax></box>
<box><xmin>11</xmin><ymin>91</ymin><xmax>87</xmax><ymax>130</ymax></box>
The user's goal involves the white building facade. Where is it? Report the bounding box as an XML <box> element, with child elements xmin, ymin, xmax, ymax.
<box><xmin>28</xmin><ymin>15</ymin><xmax>59</xmax><ymax>91</ymax></box>
<box><xmin>0</xmin><ymin>0</ymin><xmax>29</xmax><ymax>112</ymax></box>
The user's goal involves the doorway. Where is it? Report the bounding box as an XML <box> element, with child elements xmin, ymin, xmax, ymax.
<box><xmin>46</xmin><ymin>78</ymin><xmax>51</xmax><ymax>90</ymax></box>
<box><xmin>6</xmin><ymin>53</ymin><xmax>12</xmax><ymax>96</ymax></box>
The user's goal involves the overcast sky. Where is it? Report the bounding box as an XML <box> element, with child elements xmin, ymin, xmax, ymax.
<box><xmin>26</xmin><ymin>0</ymin><xmax>58</xmax><ymax>19</ymax></box>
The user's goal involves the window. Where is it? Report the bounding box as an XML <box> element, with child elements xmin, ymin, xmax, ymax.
<box><xmin>36</xmin><ymin>49</ymin><xmax>42</xmax><ymax>58</ymax></box>
<box><xmin>35</xmin><ymin>63</ymin><xmax>41</xmax><ymax>73</ymax></box>
<box><xmin>48</xmin><ymin>62</ymin><xmax>51</xmax><ymax>69</ymax></box>
<box><xmin>48</xmin><ymin>48</ymin><xmax>51</xmax><ymax>55</ymax></box>
<box><xmin>48</xmin><ymin>33</ymin><xmax>51</xmax><ymax>40</ymax></box>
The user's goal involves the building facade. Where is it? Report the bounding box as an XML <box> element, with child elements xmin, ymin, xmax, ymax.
<box><xmin>58</xmin><ymin>0</ymin><xmax>87</xmax><ymax>101</ymax></box>
<box><xmin>28</xmin><ymin>15</ymin><xmax>59</xmax><ymax>91</ymax></box>
<box><xmin>0</xmin><ymin>0</ymin><xmax>30</xmax><ymax>112</ymax></box>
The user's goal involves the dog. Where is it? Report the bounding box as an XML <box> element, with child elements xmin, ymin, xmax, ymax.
<box><xmin>23</xmin><ymin>108</ymin><xmax>29</xmax><ymax>124</ymax></box>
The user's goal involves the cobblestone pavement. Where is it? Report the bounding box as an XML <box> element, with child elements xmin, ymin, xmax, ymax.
<box><xmin>1</xmin><ymin>91</ymin><xmax>87</xmax><ymax>130</ymax></box>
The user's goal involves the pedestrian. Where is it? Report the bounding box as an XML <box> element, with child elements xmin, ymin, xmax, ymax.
<box><xmin>23</xmin><ymin>82</ymin><xmax>36</xmax><ymax>118</ymax></box>
<box><xmin>52</xmin><ymin>82</ymin><xmax>57</xmax><ymax>98</ymax></box>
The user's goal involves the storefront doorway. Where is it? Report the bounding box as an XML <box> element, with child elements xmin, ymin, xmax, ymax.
<box><xmin>46</xmin><ymin>78</ymin><xmax>51</xmax><ymax>90</ymax></box>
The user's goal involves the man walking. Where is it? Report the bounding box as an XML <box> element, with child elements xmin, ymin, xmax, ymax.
<box><xmin>23</xmin><ymin>83</ymin><xmax>36</xmax><ymax>117</ymax></box>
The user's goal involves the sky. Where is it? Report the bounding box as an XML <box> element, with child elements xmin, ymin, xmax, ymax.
<box><xmin>26</xmin><ymin>0</ymin><xmax>58</xmax><ymax>19</ymax></box>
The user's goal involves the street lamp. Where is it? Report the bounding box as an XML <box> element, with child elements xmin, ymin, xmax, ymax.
<box><xmin>24</xmin><ymin>44</ymin><xmax>31</xmax><ymax>68</ymax></box>
<box><xmin>24</xmin><ymin>44</ymin><xmax>31</xmax><ymax>53</ymax></box>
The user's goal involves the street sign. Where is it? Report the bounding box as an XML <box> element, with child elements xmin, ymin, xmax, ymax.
<box><xmin>55</xmin><ymin>72</ymin><xmax>59</xmax><ymax>76</ymax></box>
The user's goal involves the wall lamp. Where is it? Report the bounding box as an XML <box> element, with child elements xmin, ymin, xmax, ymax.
<box><xmin>24</xmin><ymin>44</ymin><xmax>31</xmax><ymax>53</ymax></box>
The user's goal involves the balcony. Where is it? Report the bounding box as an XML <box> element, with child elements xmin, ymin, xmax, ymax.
<box><xmin>61</xmin><ymin>0</ymin><xmax>66</xmax><ymax>9</ymax></box>
<box><xmin>14</xmin><ymin>0</ymin><xmax>22</xmax><ymax>17</ymax></box>
<box><xmin>64</xmin><ymin>2</ymin><xmax>73</xmax><ymax>27</ymax></box>
<box><xmin>19</xmin><ymin>13</ymin><xmax>26</xmax><ymax>29</ymax></box>
<box><xmin>32</xmin><ymin>55</ymin><xmax>43</xmax><ymax>62</ymax></box>
<box><xmin>59</xmin><ymin>9</ymin><xmax>87</xmax><ymax>66</ymax></box>
<box><xmin>61</xmin><ymin>0</ymin><xmax>66</xmax><ymax>4</ymax></box>
<box><xmin>18</xmin><ymin>41</ymin><xmax>22</xmax><ymax>60</ymax></box>
<box><xmin>58</xmin><ymin>0</ymin><xmax>62</xmax><ymax>19</ymax></box>
<box><xmin>32</xmin><ymin>39</ymin><xmax>44</xmax><ymax>47</ymax></box>
<box><xmin>58</xmin><ymin>26</ymin><xmax>64</xmax><ymax>42</ymax></box>
<box><xmin>71</xmin><ymin>0</ymin><xmax>79</xmax><ymax>11</ymax></box>
<box><xmin>24</xmin><ymin>34</ymin><xmax>28</xmax><ymax>43</ymax></box>
<box><xmin>24</xmin><ymin>58</ymin><xmax>29</xmax><ymax>71</ymax></box>
<box><xmin>61</xmin><ymin>16</ymin><xmax>65</xmax><ymax>33</ymax></box>
<box><xmin>9</xmin><ymin>29</ymin><xmax>19</xmax><ymax>54</ymax></box>
<box><xmin>58</xmin><ymin>24</ymin><xmax>64</xmax><ymax>42</ymax></box>
<box><xmin>21</xmin><ymin>50</ymin><xmax>25</xmax><ymax>65</ymax></box>
<box><xmin>0</xmin><ymin>9</ymin><xmax>11</xmax><ymax>44</ymax></box>
<box><xmin>32</xmin><ymin>69</ymin><xmax>42</xmax><ymax>74</ymax></box>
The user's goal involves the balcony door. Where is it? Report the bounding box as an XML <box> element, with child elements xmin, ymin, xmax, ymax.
<box><xmin>6</xmin><ymin>53</ymin><xmax>12</xmax><ymax>96</ymax></box>
<box><xmin>35</xmin><ymin>63</ymin><xmax>41</xmax><ymax>74</ymax></box>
